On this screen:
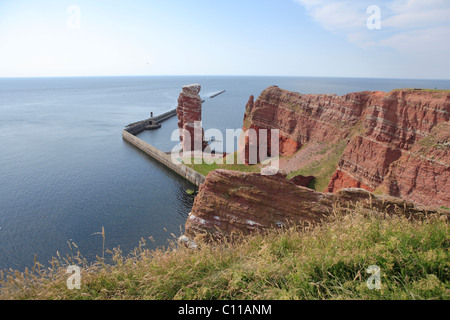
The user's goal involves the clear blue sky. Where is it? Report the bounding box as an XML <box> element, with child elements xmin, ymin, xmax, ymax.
<box><xmin>0</xmin><ymin>0</ymin><xmax>449</xmax><ymax>79</ymax></box>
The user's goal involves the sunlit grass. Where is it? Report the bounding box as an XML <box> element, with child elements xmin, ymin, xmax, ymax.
<box><xmin>185</xmin><ymin>152</ymin><xmax>262</xmax><ymax>177</ymax></box>
<box><xmin>1</xmin><ymin>206</ymin><xmax>448</xmax><ymax>300</ymax></box>
<box><xmin>287</xmin><ymin>141</ymin><xmax>347</xmax><ymax>192</ymax></box>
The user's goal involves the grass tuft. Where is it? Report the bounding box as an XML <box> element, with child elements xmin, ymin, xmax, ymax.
<box><xmin>0</xmin><ymin>207</ymin><xmax>448</xmax><ymax>300</ymax></box>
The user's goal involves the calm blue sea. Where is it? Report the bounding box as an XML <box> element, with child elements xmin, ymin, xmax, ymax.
<box><xmin>1</xmin><ymin>76</ymin><xmax>449</xmax><ymax>271</ymax></box>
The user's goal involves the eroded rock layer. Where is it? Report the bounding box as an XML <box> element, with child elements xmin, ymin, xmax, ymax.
<box><xmin>382</xmin><ymin>122</ymin><xmax>450</xmax><ymax>206</ymax></box>
<box><xmin>185</xmin><ymin>170</ymin><xmax>440</xmax><ymax>240</ymax></box>
<box><xmin>240</xmin><ymin>86</ymin><xmax>450</xmax><ymax>207</ymax></box>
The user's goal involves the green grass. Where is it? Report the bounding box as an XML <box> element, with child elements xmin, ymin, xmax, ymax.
<box><xmin>287</xmin><ymin>141</ymin><xmax>347</xmax><ymax>192</ymax></box>
<box><xmin>1</xmin><ymin>207</ymin><xmax>448</xmax><ymax>300</ymax></box>
<box><xmin>186</xmin><ymin>152</ymin><xmax>262</xmax><ymax>177</ymax></box>
<box><xmin>186</xmin><ymin>189</ymin><xmax>196</xmax><ymax>195</ymax></box>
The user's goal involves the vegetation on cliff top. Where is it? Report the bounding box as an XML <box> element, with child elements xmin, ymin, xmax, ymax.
<box><xmin>286</xmin><ymin>141</ymin><xmax>348</xmax><ymax>192</ymax></box>
<box><xmin>186</xmin><ymin>152</ymin><xmax>262</xmax><ymax>177</ymax></box>
<box><xmin>1</xmin><ymin>207</ymin><xmax>448</xmax><ymax>300</ymax></box>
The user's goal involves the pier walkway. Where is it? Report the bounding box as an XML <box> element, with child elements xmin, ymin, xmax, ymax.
<box><xmin>123</xmin><ymin>109</ymin><xmax>206</xmax><ymax>187</ymax></box>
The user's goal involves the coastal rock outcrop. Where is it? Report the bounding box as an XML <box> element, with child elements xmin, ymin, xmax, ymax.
<box><xmin>184</xmin><ymin>170</ymin><xmax>439</xmax><ymax>240</ymax></box>
<box><xmin>240</xmin><ymin>86</ymin><xmax>450</xmax><ymax>207</ymax></box>
<box><xmin>177</xmin><ymin>84</ymin><xmax>207</xmax><ymax>152</ymax></box>
<box><xmin>290</xmin><ymin>175</ymin><xmax>315</xmax><ymax>187</ymax></box>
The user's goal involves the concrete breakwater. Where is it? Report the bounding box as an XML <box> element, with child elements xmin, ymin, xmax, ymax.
<box><xmin>125</xmin><ymin>109</ymin><xmax>177</xmax><ymax>135</ymax></box>
<box><xmin>123</xmin><ymin>110</ymin><xmax>206</xmax><ymax>187</ymax></box>
<box><xmin>210</xmin><ymin>90</ymin><xmax>226</xmax><ymax>98</ymax></box>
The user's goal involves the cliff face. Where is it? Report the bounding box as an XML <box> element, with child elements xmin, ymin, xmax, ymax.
<box><xmin>240</xmin><ymin>86</ymin><xmax>450</xmax><ymax>207</ymax></box>
<box><xmin>382</xmin><ymin>122</ymin><xmax>450</xmax><ymax>206</ymax></box>
<box><xmin>185</xmin><ymin>170</ymin><xmax>332</xmax><ymax>239</ymax></box>
<box><xmin>184</xmin><ymin>170</ymin><xmax>438</xmax><ymax>240</ymax></box>
<box><xmin>240</xmin><ymin>88</ymin><xmax>372</xmax><ymax>161</ymax></box>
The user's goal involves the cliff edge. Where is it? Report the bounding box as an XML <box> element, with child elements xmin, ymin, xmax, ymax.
<box><xmin>185</xmin><ymin>169</ymin><xmax>443</xmax><ymax>240</ymax></box>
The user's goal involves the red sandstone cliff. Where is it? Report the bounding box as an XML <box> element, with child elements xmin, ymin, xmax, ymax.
<box><xmin>382</xmin><ymin>122</ymin><xmax>450</xmax><ymax>206</ymax></box>
<box><xmin>240</xmin><ymin>86</ymin><xmax>450</xmax><ymax>207</ymax></box>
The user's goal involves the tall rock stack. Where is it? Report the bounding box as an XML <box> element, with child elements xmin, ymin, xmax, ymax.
<box><xmin>176</xmin><ymin>84</ymin><xmax>207</xmax><ymax>152</ymax></box>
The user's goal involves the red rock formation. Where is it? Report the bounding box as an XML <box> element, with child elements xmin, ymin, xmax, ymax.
<box><xmin>184</xmin><ymin>170</ymin><xmax>439</xmax><ymax>240</ymax></box>
<box><xmin>177</xmin><ymin>84</ymin><xmax>207</xmax><ymax>152</ymax></box>
<box><xmin>328</xmin><ymin>89</ymin><xmax>449</xmax><ymax>196</ymax></box>
<box><xmin>290</xmin><ymin>175</ymin><xmax>315</xmax><ymax>187</ymax></box>
<box><xmin>382</xmin><ymin>122</ymin><xmax>450</xmax><ymax>207</ymax></box>
<box><xmin>240</xmin><ymin>86</ymin><xmax>450</xmax><ymax>207</ymax></box>
<box><xmin>241</xmin><ymin>86</ymin><xmax>370</xmax><ymax>156</ymax></box>
<box><xmin>327</xmin><ymin>170</ymin><xmax>374</xmax><ymax>192</ymax></box>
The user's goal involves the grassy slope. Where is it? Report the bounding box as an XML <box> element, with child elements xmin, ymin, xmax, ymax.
<box><xmin>286</xmin><ymin>141</ymin><xmax>348</xmax><ymax>192</ymax></box>
<box><xmin>185</xmin><ymin>142</ymin><xmax>347</xmax><ymax>193</ymax></box>
<box><xmin>1</xmin><ymin>208</ymin><xmax>448</xmax><ymax>300</ymax></box>
<box><xmin>185</xmin><ymin>152</ymin><xmax>262</xmax><ymax>177</ymax></box>
<box><xmin>185</xmin><ymin>126</ymin><xmax>359</xmax><ymax>193</ymax></box>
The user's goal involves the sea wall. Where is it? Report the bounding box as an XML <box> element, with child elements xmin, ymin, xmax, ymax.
<box><xmin>125</xmin><ymin>109</ymin><xmax>177</xmax><ymax>135</ymax></box>
<box><xmin>153</xmin><ymin>109</ymin><xmax>178</xmax><ymax>123</ymax></box>
<box><xmin>122</xmin><ymin>129</ymin><xmax>205</xmax><ymax>187</ymax></box>
<box><xmin>125</xmin><ymin>120</ymin><xmax>148</xmax><ymax>135</ymax></box>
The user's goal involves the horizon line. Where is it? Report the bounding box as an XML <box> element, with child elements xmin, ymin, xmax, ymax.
<box><xmin>1</xmin><ymin>74</ymin><xmax>450</xmax><ymax>81</ymax></box>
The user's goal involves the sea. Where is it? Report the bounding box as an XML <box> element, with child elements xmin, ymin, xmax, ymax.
<box><xmin>1</xmin><ymin>76</ymin><xmax>449</xmax><ymax>271</ymax></box>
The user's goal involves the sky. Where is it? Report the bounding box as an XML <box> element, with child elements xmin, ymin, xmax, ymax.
<box><xmin>0</xmin><ymin>0</ymin><xmax>449</xmax><ymax>79</ymax></box>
